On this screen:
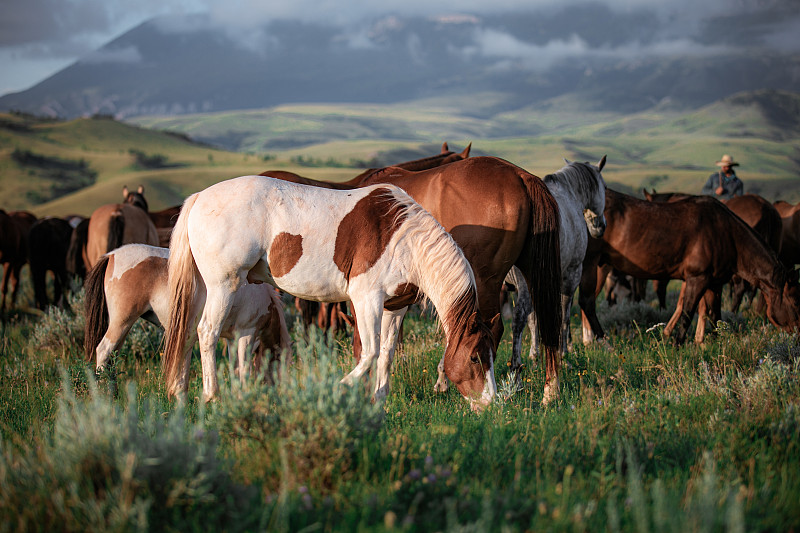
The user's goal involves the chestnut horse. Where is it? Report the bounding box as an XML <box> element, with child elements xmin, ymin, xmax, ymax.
<box><xmin>580</xmin><ymin>190</ymin><xmax>800</xmax><ymax>344</ymax></box>
<box><xmin>84</xmin><ymin>244</ymin><xmax>290</xmax><ymax>376</ymax></box>
<box><xmin>643</xmin><ymin>191</ymin><xmax>783</xmax><ymax>312</ymax></box>
<box><xmin>352</xmin><ymin>157</ymin><xmax>562</xmax><ymax>403</ymax></box>
<box><xmin>775</xmin><ymin>200</ymin><xmax>800</xmax><ymax>268</ymax></box>
<box><xmin>163</xmin><ymin>177</ymin><xmax>499</xmax><ymax>410</ymax></box>
<box><xmin>0</xmin><ymin>209</ymin><xmax>37</xmax><ymax>311</ymax></box>
<box><xmin>85</xmin><ymin>186</ymin><xmax>159</xmax><ymax>269</ymax></box>
<box><xmin>28</xmin><ymin>217</ymin><xmax>74</xmax><ymax>309</ymax></box>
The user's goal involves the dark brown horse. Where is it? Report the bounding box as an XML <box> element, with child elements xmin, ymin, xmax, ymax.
<box><xmin>353</xmin><ymin>157</ymin><xmax>563</xmax><ymax>403</ymax></box>
<box><xmin>0</xmin><ymin>210</ymin><xmax>37</xmax><ymax>311</ymax></box>
<box><xmin>148</xmin><ymin>205</ymin><xmax>183</xmax><ymax>247</ymax></box>
<box><xmin>27</xmin><ymin>217</ymin><xmax>75</xmax><ymax>309</ymax></box>
<box><xmin>66</xmin><ymin>217</ymin><xmax>90</xmax><ymax>280</ymax></box>
<box><xmin>643</xmin><ymin>191</ymin><xmax>783</xmax><ymax>312</ymax></box>
<box><xmin>775</xmin><ymin>200</ymin><xmax>800</xmax><ymax>268</ymax></box>
<box><xmin>85</xmin><ymin>185</ymin><xmax>159</xmax><ymax>269</ymax></box>
<box><xmin>580</xmin><ymin>189</ymin><xmax>800</xmax><ymax>344</ymax></box>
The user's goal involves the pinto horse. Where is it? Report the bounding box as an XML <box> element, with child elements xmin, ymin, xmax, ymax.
<box><xmin>263</xmin><ymin>142</ymin><xmax>471</xmax><ymax>334</ymax></box>
<box><xmin>28</xmin><ymin>217</ymin><xmax>74</xmax><ymax>309</ymax></box>
<box><xmin>580</xmin><ymin>190</ymin><xmax>800</xmax><ymax>344</ymax></box>
<box><xmin>163</xmin><ymin>177</ymin><xmax>499</xmax><ymax>410</ymax></box>
<box><xmin>352</xmin><ymin>157</ymin><xmax>563</xmax><ymax>403</ymax></box>
<box><xmin>84</xmin><ymin>244</ymin><xmax>290</xmax><ymax>376</ymax></box>
<box><xmin>0</xmin><ymin>209</ymin><xmax>37</xmax><ymax>311</ymax></box>
<box><xmin>493</xmin><ymin>157</ymin><xmax>607</xmax><ymax>370</ymax></box>
<box><xmin>85</xmin><ymin>185</ymin><xmax>159</xmax><ymax>269</ymax></box>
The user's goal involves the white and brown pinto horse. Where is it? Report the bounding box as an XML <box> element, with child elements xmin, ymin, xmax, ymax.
<box><xmin>85</xmin><ymin>244</ymin><xmax>290</xmax><ymax>376</ymax></box>
<box><xmin>504</xmin><ymin>156</ymin><xmax>607</xmax><ymax>367</ymax></box>
<box><xmin>85</xmin><ymin>186</ymin><xmax>159</xmax><ymax>269</ymax></box>
<box><xmin>163</xmin><ymin>176</ymin><xmax>498</xmax><ymax>410</ymax></box>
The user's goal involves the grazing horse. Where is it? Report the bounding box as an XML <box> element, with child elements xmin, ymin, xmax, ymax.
<box><xmin>580</xmin><ymin>190</ymin><xmax>800</xmax><ymax>344</ymax></box>
<box><xmin>84</xmin><ymin>244</ymin><xmax>290</xmax><ymax>376</ymax></box>
<box><xmin>0</xmin><ymin>210</ymin><xmax>37</xmax><ymax>311</ymax></box>
<box><xmin>163</xmin><ymin>176</ymin><xmax>499</xmax><ymax>410</ymax></box>
<box><xmin>496</xmin><ymin>157</ymin><xmax>607</xmax><ymax>369</ymax></box>
<box><xmin>350</xmin><ymin>157</ymin><xmax>562</xmax><ymax>404</ymax></box>
<box><xmin>85</xmin><ymin>185</ymin><xmax>159</xmax><ymax>269</ymax></box>
<box><xmin>28</xmin><ymin>217</ymin><xmax>74</xmax><ymax>309</ymax></box>
<box><xmin>263</xmin><ymin>142</ymin><xmax>471</xmax><ymax>333</ymax></box>
<box><xmin>644</xmin><ymin>191</ymin><xmax>783</xmax><ymax>312</ymax></box>
<box><xmin>775</xmin><ymin>200</ymin><xmax>800</xmax><ymax>268</ymax></box>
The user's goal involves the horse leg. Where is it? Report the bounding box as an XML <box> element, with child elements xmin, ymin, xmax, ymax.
<box><xmin>578</xmin><ymin>264</ymin><xmax>605</xmax><ymax>344</ymax></box>
<box><xmin>654</xmin><ymin>279</ymin><xmax>668</xmax><ymax>309</ymax></box>
<box><xmin>374</xmin><ymin>307</ymin><xmax>408</xmax><ymax>401</ymax></box>
<box><xmin>95</xmin><ymin>317</ymin><xmax>137</xmax><ymax>370</ymax></box>
<box><xmin>196</xmin><ymin>286</ymin><xmax>236</xmax><ymax>402</ymax></box>
<box><xmin>729</xmin><ymin>275</ymin><xmax>746</xmax><ymax>313</ymax></box>
<box><xmin>236</xmin><ymin>332</ymin><xmax>257</xmax><ymax>380</ymax></box>
<box><xmin>695</xmin><ymin>288</ymin><xmax>721</xmax><ymax>343</ymax></box>
<box><xmin>664</xmin><ymin>278</ymin><xmax>707</xmax><ymax>345</ymax></box>
<box><xmin>341</xmin><ymin>296</ymin><xmax>382</xmax><ymax>387</ymax></box>
<box><xmin>511</xmin><ymin>279</ymin><xmax>533</xmax><ymax>373</ymax></box>
<box><xmin>0</xmin><ymin>264</ymin><xmax>9</xmax><ymax>310</ymax></box>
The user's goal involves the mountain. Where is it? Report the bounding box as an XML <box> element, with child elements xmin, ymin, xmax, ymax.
<box><xmin>2</xmin><ymin>6</ymin><xmax>799</xmax><ymax>119</ymax></box>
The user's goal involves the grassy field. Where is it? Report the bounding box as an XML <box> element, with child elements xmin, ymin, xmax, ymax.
<box><xmin>1</xmin><ymin>273</ymin><xmax>799</xmax><ymax>531</ymax></box>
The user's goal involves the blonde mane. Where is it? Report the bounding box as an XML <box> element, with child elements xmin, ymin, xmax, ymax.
<box><xmin>383</xmin><ymin>186</ymin><xmax>478</xmax><ymax>334</ymax></box>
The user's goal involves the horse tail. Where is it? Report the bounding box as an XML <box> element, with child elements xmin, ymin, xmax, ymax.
<box><xmin>107</xmin><ymin>208</ymin><xmax>125</xmax><ymax>254</ymax></box>
<box><xmin>163</xmin><ymin>193</ymin><xmax>200</xmax><ymax>397</ymax></box>
<box><xmin>84</xmin><ymin>254</ymin><xmax>110</xmax><ymax>361</ymax></box>
<box><xmin>518</xmin><ymin>172</ymin><xmax>562</xmax><ymax>365</ymax></box>
<box><xmin>67</xmin><ymin>218</ymin><xmax>89</xmax><ymax>279</ymax></box>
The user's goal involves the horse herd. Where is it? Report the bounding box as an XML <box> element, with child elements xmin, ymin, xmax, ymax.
<box><xmin>2</xmin><ymin>142</ymin><xmax>799</xmax><ymax>410</ymax></box>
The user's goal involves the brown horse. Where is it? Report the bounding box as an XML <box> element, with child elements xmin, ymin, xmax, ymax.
<box><xmin>0</xmin><ymin>209</ymin><xmax>37</xmax><ymax>311</ymax></box>
<box><xmin>643</xmin><ymin>191</ymin><xmax>783</xmax><ymax>312</ymax></box>
<box><xmin>775</xmin><ymin>200</ymin><xmax>800</xmax><ymax>268</ymax></box>
<box><xmin>28</xmin><ymin>217</ymin><xmax>75</xmax><ymax>310</ymax></box>
<box><xmin>353</xmin><ymin>157</ymin><xmax>563</xmax><ymax>403</ymax></box>
<box><xmin>148</xmin><ymin>204</ymin><xmax>183</xmax><ymax>247</ymax></box>
<box><xmin>580</xmin><ymin>189</ymin><xmax>800</xmax><ymax>344</ymax></box>
<box><xmin>85</xmin><ymin>186</ymin><xmax>159</xmax><ymax>269</ymax></box>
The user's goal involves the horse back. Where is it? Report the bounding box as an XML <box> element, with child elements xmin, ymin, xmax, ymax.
<box><xmin>86</xmin><ymin>203</ymin><xmax>160</xmax><ymax>268</ymax></box>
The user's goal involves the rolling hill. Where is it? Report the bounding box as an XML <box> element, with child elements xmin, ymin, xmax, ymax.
<box><xmin>2</xmin><ymin>89</ymin><xmax>799</xmax><ymax>218</ymax></box>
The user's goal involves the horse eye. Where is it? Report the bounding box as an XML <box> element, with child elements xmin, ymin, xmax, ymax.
<box><xmin>470</xmin><ymin>354</ymin><xmax>480</xmax><ymax>364</ymax></box>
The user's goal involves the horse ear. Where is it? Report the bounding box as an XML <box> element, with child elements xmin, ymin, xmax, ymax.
<box><xmin>643</xmin><ymin>188</ymin><xmax>653</xmax><ymax>201</ymax></box>
<box><xmin>597</xmin><ymin>155</ymin><xmax>607</xmax><ymax>172</ymax></box>
<box><xmin>441</xmin><ymin>142</ymin><xmax>449</xmax><ymax>153</ymax></box>
<box><xmin>489</xmin><ymin>313</ymin><xmax>503</xmax><ymax>345</ymax></box>
<box><xmin>122</xmin><ymin>185</ymin><xmax>129</xmax><ymax>199</ymax></box>
<box><xmin>137</xmin><ymin>184</ymin><xmax>145</xmax><ymax>194</ymax></box>
<box><xmin>461</xmin><ymin>142</ymin><xmax>472</xmax><ymax>158</ymax></box>
<box><xmin>563</xmin><ymin>157</ymin><xmax>572</xmax><ymax>165</ymax></box>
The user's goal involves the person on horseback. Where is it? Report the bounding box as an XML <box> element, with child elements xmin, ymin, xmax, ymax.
<box><xmin>702</xmin><ymin>154</ymin><xmax>743</xmax><ymax>200</ymax></box>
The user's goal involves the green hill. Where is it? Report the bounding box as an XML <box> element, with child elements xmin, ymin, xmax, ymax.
<box><xmin>3</xmin><ymin>90</ymin><xmax>800</xmax><ymax>217</ymax></box>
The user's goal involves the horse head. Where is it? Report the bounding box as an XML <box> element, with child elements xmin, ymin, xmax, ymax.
<box><xmin>123</xmin><ymin>184</ymin><xmax>149</xmax><ymax>212</ymax></box>
<box><xmin>574</xmin><ymin>155</ymin><xmax>607</xmax><ymax>239</ymax></box>
<box><xmin>765</xmin><ymin>268</ymin><xmax>800</xmax><ymax>332</ymax></box>
<box><xmin>443</xmin><ymin>311</ymin><xmax>500</xmax><ymax>412</ymax></box>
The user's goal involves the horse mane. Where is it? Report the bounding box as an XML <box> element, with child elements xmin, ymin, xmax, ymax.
<box><xmin>383</xmin><ymin>187</ymin><xmax>478</xmax><ymax>334</ymax></box>
<box><xmin>544</xmin><ymin>161</ymin><xmax>602</xmax><ymax>193</ymax></box>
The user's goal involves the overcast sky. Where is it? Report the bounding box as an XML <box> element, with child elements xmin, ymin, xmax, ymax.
<box><xmin>1</xmin><ymin>0</ymin><xmax>798</xmax><ymax>97</ymax></box>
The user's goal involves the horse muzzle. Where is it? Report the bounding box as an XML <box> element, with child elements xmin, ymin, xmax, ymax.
<box><xmin>584</xmin><ymin>210</ymin><xmax>606</xmax><ymax>238</ymax></box>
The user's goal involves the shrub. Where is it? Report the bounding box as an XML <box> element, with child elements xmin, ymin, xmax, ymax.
<box><xmin>213</xmin><ymin>326</ymin><xmax>384</xmax><ymax>493</ymax></box>
<box><xmin>0</xmin><ymin>373</ymin><xmax>258</xmax><ymax>532</ymax></box>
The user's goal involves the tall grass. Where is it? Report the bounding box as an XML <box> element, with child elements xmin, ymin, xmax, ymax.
<box><xmin>1</xmin><ymin>287</ymin><xmax>799</xmax><ymax>531</ymax></box>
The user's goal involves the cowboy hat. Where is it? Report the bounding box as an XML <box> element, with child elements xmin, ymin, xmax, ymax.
<box><xmin>716</xmin><ymin>154</ymin><xmax>739</xmax><ymax>167</ymax></box>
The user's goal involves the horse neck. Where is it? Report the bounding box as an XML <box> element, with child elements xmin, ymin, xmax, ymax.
<box><xmin>396</xmin><ymin>204</ymin><xmax>478</xmax><ymax>338</ymax></box>
<box><xmin>545</xmin><ymin>165</ymin><xmax>602</xmax><ymax>213</ymax></box>
<box><xmin>734</xmin><ymin>225</ymin><xmax>785</xmax><ymax>292</ymax></box>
